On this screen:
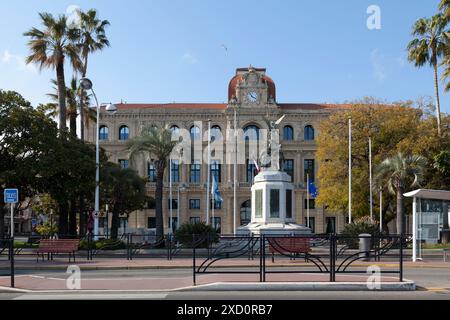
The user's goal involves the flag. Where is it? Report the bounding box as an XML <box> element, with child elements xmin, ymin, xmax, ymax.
<box><xmin>211</xmin><ymin>175</ymin><xmax>223</xmax><ymax>203</ymax></box>
<box><xmin>252</xmin><ymin>158</ymin><xmax>260</xmax><ymax>173</ymax></box>
<box><xmin>308</xmin><ymin>178</ymin><xmax>318</xmax><ymax>199</ymax></box>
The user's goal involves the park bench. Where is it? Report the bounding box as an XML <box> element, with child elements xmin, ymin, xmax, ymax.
<box><xmin>36</xmin><ymin>239</ymin><xmax>79</xmax><ymax>263</ymax></box>
<box><xmin>268</xmin><ymin>237</ymin><xmax>311</xmax><ymax>263</ymax></box>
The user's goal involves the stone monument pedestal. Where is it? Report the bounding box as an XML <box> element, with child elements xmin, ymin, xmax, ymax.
<box><xmin>237</xmin><ymin>169</ymin><xmax>311</xmax><ymax>236</ymax></box>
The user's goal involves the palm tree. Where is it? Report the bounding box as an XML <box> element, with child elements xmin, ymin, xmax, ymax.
<box><xmin>439</xmin><ymin>0</ymin><xmax>450</xmax><ymax>20</ymax></box>
<box><xmin>77</xmin><ymin>9</ymin><xmax>110</xmax><ymax>141</ymax></box>
<box><xmin>407</xmin><ymin>14</ymin><xmax>447</xmax><ymax>136</ymax></box>
<box><xmin>46</xmin><ymin>79</ymin><xmax>96</xmax><ymax>136</ymax></box>
<box><xmin>47</xmin><ymin>78</ymin><xmax>78</xmax><ymax>135</ymax></box>
<box><xmin>374</xmin><ymin>153</ymin><xmax>427</xmax><ymax>235</ymax></box>
<box><xmin>24</xmin><ymin>12</ymin><xmax>82</xmax><ymax>131</ymax></box>
<box><xmin>127</xmin><ymin>126</ymin><xmax>178</xmax><ymax>239</ymax></box>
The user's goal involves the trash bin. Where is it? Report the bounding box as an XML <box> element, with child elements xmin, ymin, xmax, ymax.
<box><xmin>359</xmin><ymin>233</ymin><xmax>371</xmax><ymax>261</ymax></box>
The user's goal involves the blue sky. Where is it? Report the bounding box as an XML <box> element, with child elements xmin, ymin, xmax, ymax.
<box><xmin>1</xmin><ymin>0</ymin><xmax>449</xmax><ymax>113</ymax></box>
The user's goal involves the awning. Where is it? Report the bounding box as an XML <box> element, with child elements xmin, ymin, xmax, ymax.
<box><xmin>403</xmin><ymin>189</ymin><xmax>450</xmax><ymax>201</ymax></box>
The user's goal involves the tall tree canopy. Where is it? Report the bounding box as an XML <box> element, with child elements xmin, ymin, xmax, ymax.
<box><xmin>316</xmin><ymin>98</ymin><xmax>449</xmax><ymax>232</ymax></box>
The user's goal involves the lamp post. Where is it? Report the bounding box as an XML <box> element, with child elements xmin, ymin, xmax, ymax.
<box><xmin>79</xmin><ymin>78</ymin><xmax>117</xmax><ymax>241</ymax></box>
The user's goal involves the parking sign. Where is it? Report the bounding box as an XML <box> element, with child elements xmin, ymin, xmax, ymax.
<box><xmin>4</xmin><ymin>189</ymin><xmax>19</xmax><ymax>204</ymax></box>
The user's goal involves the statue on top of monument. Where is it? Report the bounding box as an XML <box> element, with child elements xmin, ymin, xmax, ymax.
<box><xmin>258</xmin><ymin>114</ymin><xmax>286</xmax><ymax>171</ymax></box>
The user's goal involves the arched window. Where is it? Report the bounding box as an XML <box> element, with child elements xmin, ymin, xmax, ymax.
<box><xmin>283</xmin><ymin>125</ymin><xmax>294</xmax><ymax>141</ymax></box>
<box><xmin>243</xmin><ymin>125</ymin><xmax>260</xmax><ymax>141</ymax></box>
<box><xmin>304</xmin><ymin>125</ymin><xmax>315</xmax><ymax>141</ymax></box>
<box><xmin>170</xmin><ymin>125</ymin><xmax>179</xmax><ymax>135</ymax></box>
<box><xmin>99</xmin><ymin>125</ymin><xmax>109</xmax><ymax>140</ymax></box>
<box><xmin>210</xmin><ymin>125</ymin><xmax>222</xmax><ymax>142</ymax></box>
<box><xmin>240</xmin><ymin>200</ymin><xmax>251</xmax><ymax>226</ymax></box>
<box><xmin>119</xmin><ymin>125</ymin><xmax>129</xmax><ymax>140</ymax></box>
<box><xmin>190</xmin><ymin>125</ymin><xmax>200</xmax><ymax>140</ymax></box>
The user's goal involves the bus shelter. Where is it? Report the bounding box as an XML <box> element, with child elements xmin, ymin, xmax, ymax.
<box><xmin>404</xmin><ymin>189</ymin><xmax>450</xmax><ymax>262</ymax></box>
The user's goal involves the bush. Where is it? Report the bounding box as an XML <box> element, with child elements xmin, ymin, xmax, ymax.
<box><xmin>79</xmin><ymin>238</ymin><xmax>126</xmax><ymax>250</ymax></box>
<box><xmin>35</xmin><ymin>221</ymin><xmax>58</xmax><ymax>237</ymax></box>
<box><xmin>340</xmin><ymin>216</ymin><xmax>381</xmax><ymax>249</ymax></box>
<box><xmin>174</xmin><ymin>222</ymin><xmax>219</xmax><ymax>248</ymax></box>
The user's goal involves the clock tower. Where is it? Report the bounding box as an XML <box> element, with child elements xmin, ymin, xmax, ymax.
<box><xmin>228</xmin><ymin>66</ymin><xmax>277</xmax><ymax>107</ymax></box>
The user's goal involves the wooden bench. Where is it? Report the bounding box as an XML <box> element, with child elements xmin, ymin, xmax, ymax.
<box><xmin>268</xmin><ymin>237</ymin><xmax>311</xmax><ymax>262</ymax></box>
<box><xmin>36</xmin><ymin>239</ymin><xmax>79</xmax><ymax>263</ymax></box>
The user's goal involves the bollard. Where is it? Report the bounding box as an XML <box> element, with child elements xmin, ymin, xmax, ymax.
<box><xmin>359</xmin><ymin>233</ymin><xmax>371</xmax><ymax>261</ymax></box>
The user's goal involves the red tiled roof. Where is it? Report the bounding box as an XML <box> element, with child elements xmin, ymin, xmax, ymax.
<box><xmin>115</xmin><ymin>103</ymin><xmax>350</xmax><ymax>110</ymax></box>
<box><xmin>116</xmin><ymin>103</ymin><xmax>227</xmax><ymax>110</ymax></box>
<box><xmin>228</xmin><ymin>74</ymin><xmax>276</xmax><ymax>101</ymax></box>
<box><xmin>279</xmin><ymin>103</ymin><xmax>351</xmax><ymax>110</ymax></box>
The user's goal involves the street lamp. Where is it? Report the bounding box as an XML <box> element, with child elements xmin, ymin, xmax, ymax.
<box><xmin>80</xmin><ymin>77</ymin><xmax>117</xmax><ymax>240</ymax></box>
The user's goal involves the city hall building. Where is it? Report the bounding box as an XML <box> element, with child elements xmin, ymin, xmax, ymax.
<box><xmin>86</xmin><ymin>67</ymin><xmax>348</xmax><ymax>235</ymax></box>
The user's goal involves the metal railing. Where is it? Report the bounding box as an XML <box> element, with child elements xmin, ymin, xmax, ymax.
<box><xmin>0</xmin><ymin>238</ymin><xmax>15</xmax><ymax>288</ymax></box>
<box><xmin>192</xmin><ymin>234</ymin><xmax>405</xmax><ymax>285</ymax></box>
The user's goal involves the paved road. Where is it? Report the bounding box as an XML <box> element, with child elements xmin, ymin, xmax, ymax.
<box><xmin>0</xmin><ymin>267</ymin><xmax>449</xmax><ymax>300</ymax></box>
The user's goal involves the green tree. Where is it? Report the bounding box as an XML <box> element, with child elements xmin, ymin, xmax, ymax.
<box><xmin>77</xmin><ymin>8</ymin><xmax>110</xmax><ymax>141</ymax></box>
<box><xmin>101</xmin><ymin>163</ymin><xmax>147</xmax><ymax>239</ymax></box>
<box><xmin>439</xmin><ymin>0</ymin><xmax>450</xmax><ymax>19</ymax></box>
<box><xmin>433</xmin><ymin>149</ymin><xmax>450</xmax><ymax>188</ymax></box>
<box><xmin>0</xmin><ymin>90</ymin><xmax>59</xmax><ymax>237</ymax></box>
<box><xmin>47</xmin><ymin>78</ymin><xmax>79</xmax><ymax>136</ymax></box>
<box><xmin>24</xmin><ymin>12</ymin><xmax>82</xmax><ymax>131</ymax></box>
<box><xmin>374</xmin><ymin>153</ymin><xmax>427</xmax><ymax>235</ymax></box>
<box><xmin>316</xmin><ymin>99</ymin><xmax>423</xmax><ymax>228</ymax></box>
<box><xmin>127</xmin><ymin>126</ymin><xmax>177</xmax><ymax>239</ymax></box>
<box><xmin>407</xmin><ymin>14</ymin><xmax>448</xmax><ymax>136</ymax></box>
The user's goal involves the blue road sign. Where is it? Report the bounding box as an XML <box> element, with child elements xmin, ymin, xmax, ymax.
<box><xmin>4</xmin><ymin>189</ymin><xmax>18</xmax><ymax>204</ymax></box>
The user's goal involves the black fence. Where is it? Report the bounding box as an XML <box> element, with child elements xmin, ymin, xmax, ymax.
<box><xmin>192</xmin><ymin>234</ymin><xmax>405</xmax><ymax>285</ymax></box>
<box><xmin>0</xmin><ymin>238</ymin><xmax>15</xmax><ymax>288</ymax></box>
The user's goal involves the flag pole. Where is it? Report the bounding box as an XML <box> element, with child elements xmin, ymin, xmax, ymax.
<box><xmin>379</xmin><ymin>189</ymin><xmax>383</xmax><ymax>233</ymax></box>
<box><xmin>307</xmin><ymin>173</ymin><xmax>310</xmax><ymax>228</ymax></box>
<box><xmin>233</xmin><ymin>107</ymin><xmax>237</xmax><ymax>234</ymax></box>
<box><xmin>369</xmin><ymin>136</ymin><xmax>373</xmax><ymax>223</ymax></box>
<box><xmin>206</xmin><ymin>119</ymin><xmax>211</xmax><ymax>225</ymax></box>
<box><xmin>169</xmin><ymin>158</ymin><xmax>173</xmax><ymax>234</ymax></box>
<box><xmin>348</xmin><ymin>117</ymin><xmax>352</xmax><ymax>224</ymax></box>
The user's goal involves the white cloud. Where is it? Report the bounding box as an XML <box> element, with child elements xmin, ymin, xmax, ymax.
<box><xmin>66</xmin><ymin>4</ymin><xmax>81</xmax><ymax>28</ymax></box>
<box><xmin>370</xmin><ymin>49</ymin><xmax>386</xmax><ymax>81</ymax></box>
<box><xmin>1</xmin><ymin>50</ymin><xmax>38</xmax><ymax>73</ymax></box>
<box><xmin>182</xmin><ymin>52</ymin><xmax>198</xmax><ymax>64</ymax></box>
<box><xmin>396</xmin><ymin>55</ymin><xmax>406</xmax><ymax>68</ymax></box>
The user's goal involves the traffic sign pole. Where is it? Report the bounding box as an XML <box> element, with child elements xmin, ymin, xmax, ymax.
<box><xmin>10</xmin><ymin>203</ymin><xmax>14</xmax><ymax>238</ymax></box>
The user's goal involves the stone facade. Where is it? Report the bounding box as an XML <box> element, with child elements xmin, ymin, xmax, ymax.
<box><xmin>85</xmin><ymin>67</ymin><xmax>347</xmax><ymax>235</ymax></box>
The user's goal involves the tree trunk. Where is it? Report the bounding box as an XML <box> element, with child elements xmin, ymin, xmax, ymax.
<box><xmin>58</xmin><ymin>201</ymin><xmax>69</xmax><ymax>236</ymax></box>
<box><xmin>155</xmin><ymin>162</ymin><xmax>165</xmax><ymax>239</ymax></box>
<box><xmin>396</xmin><ymin>188</ymin><xmax>404</xmax><ymax>235</ymax></box>
<box><xmin>110</xmin><ymin>205</ymin><xmax>120</xmax><ymax>240</ymax></box>
<box><xmin>69</xmin><ymin>113</ymin><xmax>77</xmax><ymax>137</ymax></box>
<box><xmin>56</xmin><ymin>60</ymin><xmax>67</xmax><ymax>131</ymax></box>
<box><xmin>69</xmin><ymin>199</ymin><xmax>77</xmax><ymax>236</ymax></box>
<box><xmin>433</xmin><ymin>62</ymin><xmax>442</xmax><ymax>137</ymax></box>
<box><xmin>79</xmin><ymin>197</ymin><xmax>86</xmax><ymax>236</ymax></box>
<box><xmin>80</xmin><ymin>55</ymin><xmax>88</xmax><ymax>141</ymax></box>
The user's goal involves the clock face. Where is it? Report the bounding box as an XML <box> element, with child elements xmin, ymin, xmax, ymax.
<box><xmin>247</xmin><ymin>91</ymin><xmax>259</xmax><ymax>103</ymax></box>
